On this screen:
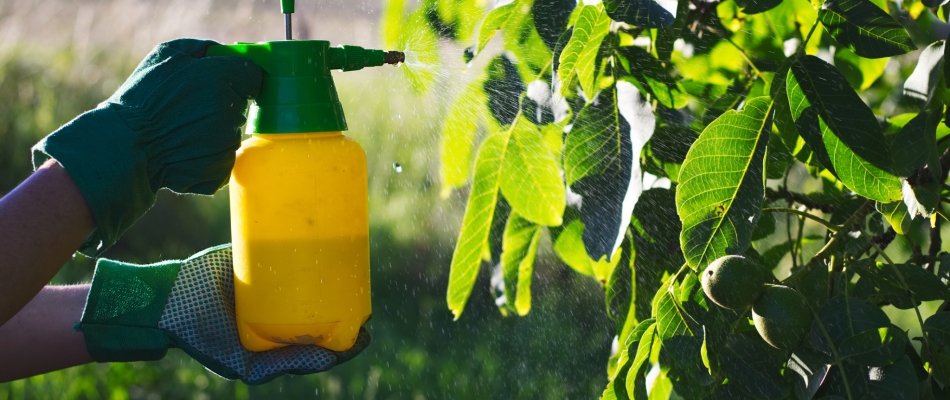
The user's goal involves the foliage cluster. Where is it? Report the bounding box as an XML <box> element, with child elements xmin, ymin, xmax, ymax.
<box><xmin>386</xmin><ymin>0</ymin><xmax>950</xmax><ymax>397</ymax></box>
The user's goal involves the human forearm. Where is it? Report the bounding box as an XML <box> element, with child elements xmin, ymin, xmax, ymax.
<box><xmin>0</xmin><ymin>160</ymin><xmax>95</xmax><ymax>326</ymax></box>
<box><xmin>0</xmin><ymin>285</ymin><xmax>93</xmax><ymax>382</ymax></box>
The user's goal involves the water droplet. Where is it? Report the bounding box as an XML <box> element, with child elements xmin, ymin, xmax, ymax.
<box><xmin>393</xmin><ymin>162</ymin><xmax>403</xmax><ymax>173</ymax></box>
<box><xmin>397</xmin><ymin>114</ymin><xmax>401</xmax><ymax>119</ymax></box>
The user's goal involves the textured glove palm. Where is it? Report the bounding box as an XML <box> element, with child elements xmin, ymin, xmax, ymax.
<box><xmin>75</xmin><ymin>244</ymin><xmax>370</xmax><ymax>385</ymax></box>
<box><xmin>32</xmin><ymin>39</ymin><xmax>262</xmax><ymax>256</ymax></box>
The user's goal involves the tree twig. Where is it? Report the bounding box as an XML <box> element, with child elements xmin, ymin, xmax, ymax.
<box><xmin>765</xmin><ymin>187</ymin><xmax>836</xmax><ymax>213</ymax></box>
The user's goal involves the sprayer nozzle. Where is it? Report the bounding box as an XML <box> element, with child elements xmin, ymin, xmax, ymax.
<box><xmin>384</xmin><ymin>51</ymin><xmax>406</xmax><ymax>65</ymax></box>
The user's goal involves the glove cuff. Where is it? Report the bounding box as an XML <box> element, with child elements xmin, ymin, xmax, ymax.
<box><xmin>32</xmin><ymin>105</ymin><xmax>155</xmax><ymax>257</ymax></box>
<box><xmin>76</xmin><ymin>257</ymin><xmax>182</xmax><ymax>362</ymax></box>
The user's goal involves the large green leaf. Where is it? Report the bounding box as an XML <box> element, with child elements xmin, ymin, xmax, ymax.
<box><xmin>446</xmin><ymin>132</ymin><xmax>507</xmax><ymax>319</ymax></box>
<box><xmin>499</xmin><ymin>212</ymin><xmax>542</xmax><ymax>316</ymax></box>
<box><xmin>653</xmin><ymin>272</ymin><xmax>700</xmax><ymax>340</ymax></box>
<box><xmin>566</xmin><ymin>82</ymin><xmax>656</xmax><ymax>261</ymax></box>
<box><xmin>625</xmin><ymin>321</ymin><xmax>658</xmax><ymax>399</ymax></box>
<box><xmin>557</xmin><ymin>4</ymin><xmax>611</xmax><ymax>98</ymax></box>
<box><xmin>857</xmin><ymin>261</ymin><xmax>949</xmax><ymax>309</ymax></box>
<box><xmin>809</xmin><ymin>295</ymin><xmax>903</xmax><ymax>366</ymax></box>
<box><xmin>815</xmin><ymin>356</ymin><xmax>919</xmax><ymax>399</ymax></box>
<box><xmin>606</xmin><ymin>232</ymin><xmax>634</xmax><ymax>332</ymax></box>
<box><xmin>904</xmin><ymin>41</ymin><xmax>945</xmax><ymax>106</ymax></box>
<box><xmin>604</xmin><ymin>0</ymin><xmax>677</xmax><ymax>28</ymax></box>
<box><xmin>924</xmin><ymin>312</ymin><xmax>950</xmax><ymax>386</ymax></box>
<box><xmin>532</xmin><ymin>0</ymin><xmax>577</xmax><ymax>51</ymax></box>
<box><xmin>631</xmin><ymin>188</ymin><xmax>684</xmax><ymax>322</ymax></box>
<box><xmin>734</xmin><ymin>0</ymin><xmax>782</xmax><ymax>14</ymax></box>
<box><xmin>440</xmin><ymin>79</ymin><xmax>486</xmax><ymax>196</ymax></box>
<box><xmin>500</xmin><ymin>117</ymin><xmax>565</xmax><ymax>226</ymax></box>
<box><xmin>602</xmin><ymin>318</ymin><xmax>655</xmax><ymax>400</ymax></box>
<box><xmin>787</xmin><ymin>55</ymin><xmax>902</xmax><ymax>203</ymax></box>
<box><xmin>474</xmin><ymin>2</ymin><xmax>519</xmax><ymax>57</ymax></box>
<box><xmin>818</xmin><ymin>0</ymin><xmax>916</xmax><ymax>59</ymax></box>
<box><xmin>484</xmin><ymin>55</ymin><xmax>526</xmax><ymax>126</ymax></box>
<box><xmin>717</xmin><ymin>333</ymin><xmax>789</xmax><ymax>399</ymax></box>
<box><xmin>676</xmin><ymin>96</ymin><xmax>771</xmax><ymax>270</ymax></box>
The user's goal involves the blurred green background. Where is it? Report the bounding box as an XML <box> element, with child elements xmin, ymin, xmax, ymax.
<box><xmin>0</xmin><ymin>0</ymin><xmax>612</xmax><ymax>398</ymax></box>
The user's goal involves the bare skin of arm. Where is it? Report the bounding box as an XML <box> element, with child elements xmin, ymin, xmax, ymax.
<box><xmin>0</xmin><ymin>285</ymin><xmax>93</xmax><ymax>382</ymax></box>
<box><xmin>0</xmin><ymin>159</ymin><xmax>96</xmax><ymax>381</ymax></box>
<box><xmin>0</xmin><ymin>159</ymin><xmax>95</xmax><ymax>327</ymax></box>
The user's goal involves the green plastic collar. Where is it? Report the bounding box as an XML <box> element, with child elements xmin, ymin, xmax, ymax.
<box><xmin>206</xmin><ymin>40</ymin><xmax>388</xmax><ymax>133</ymax></box>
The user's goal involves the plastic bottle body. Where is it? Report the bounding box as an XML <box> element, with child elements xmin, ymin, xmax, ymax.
<box><xmin>230</xmin><ymin>132</ymin><xmax>370</xmax><ymax>352</ymax></box>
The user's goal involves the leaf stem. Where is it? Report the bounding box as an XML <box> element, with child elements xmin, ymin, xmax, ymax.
<box><xmin>764</xmin><ymin>207</ymin><xmax>839</xmax><ymax>231</ymax></box>
<box><xmin>797</xmin><ymin>20</ymin><xmax>820</xmax><ymax>57</ymax></box>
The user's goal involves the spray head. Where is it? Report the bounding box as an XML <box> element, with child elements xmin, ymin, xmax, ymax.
<box><xmin>206</xmin><ymin>41</ymin><xmax>402</xmax><ymax>134</ymax></box>
<box><xmin>384</xmin><ymin>51</ymin><xmax>405</xmax><ymax>65</ymax></box>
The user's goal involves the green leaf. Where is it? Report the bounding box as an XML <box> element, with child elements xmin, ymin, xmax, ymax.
<box><xmin>877</xmin><ymin>200</ymin><xmax>913</xmax><ymax>235</ymax></box>
<box><xmin>500</xmin><ymin>117</ymin><xmax>565</xmax><ymax>226</ymax></box>
<box><xmin>858</xmin><ymin>261</ymin><xmax>949</xmax><ymax>308</ymax></box>
<box><xmin>632</xmin><ymin>188</ymin><xmax>684</xmax><ymax>322</ymax></box>
<box><xmin>617</xmin><ymin>46</ymin><xmax>688</xmax><ymax>109</ymax></box>
<box><xmin>566</xmin><ymin>82</ymin><xmax>656</xmax><ymax>261</ymax></box>
<box><xmin>606</xmin><ymin>232</ymin><xmax>634</xmax><ymax>331</ymax></box>
<box><xmin>771</xmin><ymin>59</ymin><xmax>808</xmax><ymax>161</ymax></box>
<box><xmin>717</xmin><ymin>333</ymin><xmax>790</xmax><ymax>399</ymax></box>
<box><xmin>484</xmin><ymin>55</ymin><xmax>526</xmax><ymax>126</ymax></box>
<box><xmin>532</xmin><ymin>0</ymin><xmax>577</xmax><ymax>51</ymax></box>
<box><xmin>604</xmin><ymin>0</ymin><xmax>677</xmax><ymax>28</ymax></box>
<box><xmin>554</xmin><ymin>219</ymin><xmax>622</xmax><ymax>281</ymax></box>
<box><xmin>397</xmin><ymin>9</ymin><xmax>442</xmax><ymax>93</ymax></box>
<box><xmin>557</xmin><ymin>4</ymin><xmax>611</xmax><ymax>98</ymax></box>
<box><xmin>924</xmin><ymin>312</ymin><xmax>950</xmax><ymax>386</ymax></box>
<box><xmin>833</xmin><ymin>47</ymin><xmax>888</xmax><ymax>90</ymax></box>
<box><xmin>734</xmin><ymin>0</ymin><xmax>782</xmax><ymax>14</ymax></box>
<box><xmin>816</xmin><ymin>356</ymin><xmax>919</xmax><ymax>399</ymax></box>
<box><xmin>676</xmin><ymin>96</ymin><xmax>771</xmax><ymax>270</ymax></box>
<box><xmin>903</xmin><ymin>41</ymin><xmax>945</xmax><ymax>106</ymax></box>
<box><xmin>653</xmin><ymin>272</ymin><xmax>699</xmax><ymax>340</ymax></box>
<box><xmin>837</xmin><ymin>325</ymin><xmax>907</xmax><ymax>367</ymax></box>
<box><xmin>809</xmin><ymin>295</ymin><xmax>893</xmax><ymax>361</ymax></box>
<box><xmin>447</xmin><ymin>133</ymin><xmax>507</xmax><ymax>319</ymax></box>
<box><xmin>787</xmin><ymin>55</ymin><xmax>903</xmax><ymax>203</ymax></box>
<box><xmin>474</xmin><ymin>2</ymin><xmax>518</xmax><ymax>57</ymax></box>
<box><xmin>892</xmin><ymin>107</ymin><xmax>942</xmax><ymax>177</ymax></box>
<box><xmin>380</xmin><ymin>0</ymin><xmax>409</xmax><ymax>49</ymax></box>
<box><xmin>602</xmin><ymin>319</ymin><xmax>656</xmax><ymax>400</ymax></box>
<box><xmin>625</xmin><ymin>322</ymin><xmax>658</xmax><ymax>399</ymax></box>
<box><xmin>649</xmin><ymin>126</ymin><xmax>696</xmax><ymax>165</ymax></box>
<box><xmin>653</xmin><ymin>0</ymin><xmax>689</xmax><ymax>60</ymax></box>
<box><xmin>440</xmin><ymin>79</ymin><xmax>487</xmax><ymax>196</ymax></box>
<box><xmin>499</xmin><ymin>212</ymin><xmax>542</xmax><ymax>316</ymax></box>
<box><xmin>818</xmin><ymin>0</ymin><xmax>916</xmax><ymax>59</ymax></box>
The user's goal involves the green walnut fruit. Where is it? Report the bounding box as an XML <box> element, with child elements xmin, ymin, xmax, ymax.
<box><xmin>752</xmin><ymin>285</ymin><xmax>812</xmax><ymax>350</ymax></box>
<box><xmin>701</xmin><ymin>255</ymin><xmax>767</xmax><ymax>310</ymax></box>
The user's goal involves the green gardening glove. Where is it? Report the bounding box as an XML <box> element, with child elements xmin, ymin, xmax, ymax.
<box><xmin>32</xmin><ymin>38</ymin><xmax>263</xmax><ymax>257</ymax></box>
<box><xmin>74</xmin><ymin>244</ymin><xmax>370</xmax><ymax>385</ymax></box>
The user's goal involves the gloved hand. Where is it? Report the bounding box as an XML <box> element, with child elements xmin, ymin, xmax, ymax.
<box><xmin>32</xmin><ymin>38</ymin><xmax>263</xmax><ymax>257</ymax></box>
<box><xmin>74</xmin><ymin>244</ymin><xmax>370</xmax><ymax>385</ymax></box>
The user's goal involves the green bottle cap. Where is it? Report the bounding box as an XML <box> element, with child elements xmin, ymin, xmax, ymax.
<box><xmin>206</xmin><ymin>40</ymin><xmax>403</xmax><ymax>133</ymax></box>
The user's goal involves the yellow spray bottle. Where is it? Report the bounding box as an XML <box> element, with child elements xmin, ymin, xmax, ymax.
<box><xmin>206</xmin><ymin>0</ymin><xmax>404</xmax><ymax>352</ymax></box>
